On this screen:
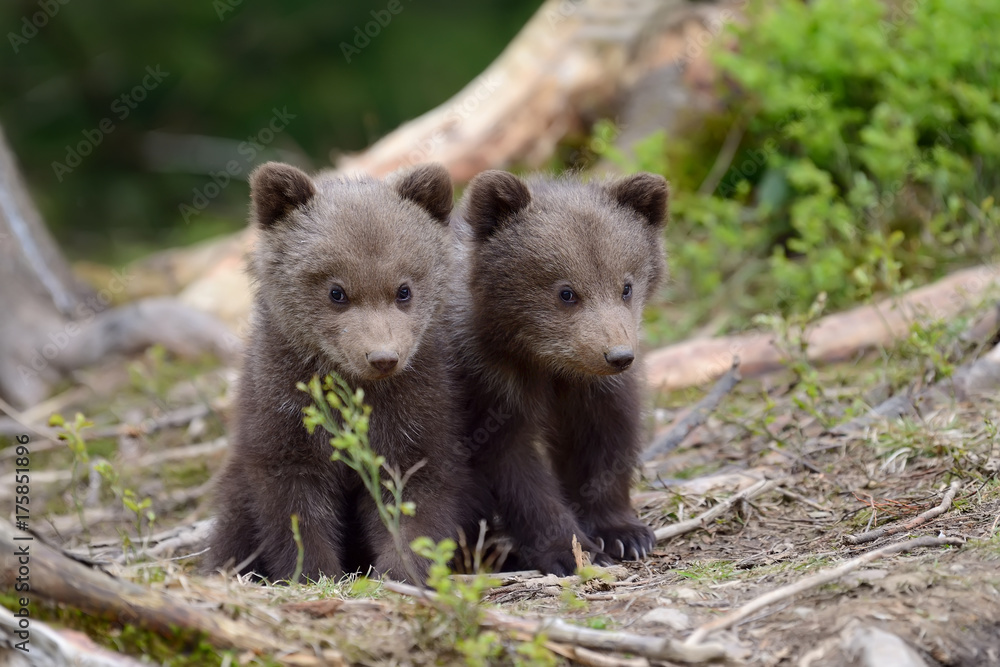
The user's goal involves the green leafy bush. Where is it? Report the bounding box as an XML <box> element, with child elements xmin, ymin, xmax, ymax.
<box><xmin>599</xmin><ymin>0</ymin><xmax>1000</xmax><ymax>337</ymax></box>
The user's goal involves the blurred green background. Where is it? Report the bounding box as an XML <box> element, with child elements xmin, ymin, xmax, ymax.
<box><xmin>0</xmin><ymin>0</ymin><xmax>541</xmax><ymax>261</ymax></box>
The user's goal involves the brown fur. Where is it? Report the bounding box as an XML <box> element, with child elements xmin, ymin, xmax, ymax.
<box><xmin>449</xmin><ymin>171</ymin><xmax>669</xmax><ymax>575</ymax></box>
<box><xmin>206</xmin><ymin>162</ymin><xmax>475</xmax><ymax>583</ymax></box>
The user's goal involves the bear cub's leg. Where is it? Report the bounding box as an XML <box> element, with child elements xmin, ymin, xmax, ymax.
<box><xmin>548</xmin><ymin>374</ymin><xmax>655</xmax><ymax>561</ymax></box>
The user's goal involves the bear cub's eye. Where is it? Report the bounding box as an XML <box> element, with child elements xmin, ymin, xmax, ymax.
<box><xmin>396</xmin><ymin>285</ymin><xmax>411</xmax><ymax>302</ymax></box>
<box><xmin>622</xmin><ymin>283</ymin><xmax>632</xmax><ymax>300</ymax></box>
<box><xmin>559</xmin><ymin>288</ymin><xmax>577</xmax><ymax>304</ymax></box>
<box><xmin>329</xmin><ymin>286</ymin><xmax>348</xmax><ymax>304</ymax></box>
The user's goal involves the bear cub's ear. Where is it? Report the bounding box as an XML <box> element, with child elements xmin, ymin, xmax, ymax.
<box><xmin>391</xmin><ymin>163</ymin><xmax>453</xmax><ymax>224</ymax></box>
<box><xmin>249</xmin><ymin>162</ymin><xmax>316</xmax><ymax>228</ymax></box>
<box><xmin>464</xmin><ymin>170</ymin><xmax>532</xmax><ymax>240</ymax></box>
<box><xmin>606</xmin><ymin>173</ymin><xmax>669</xmax><ymax>228</ymax></box>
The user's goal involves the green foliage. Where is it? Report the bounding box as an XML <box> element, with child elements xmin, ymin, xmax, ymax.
<box><xmin>595</xmin><ymin>0</ymin><xmax>1000</xmax><ymax>335</ymax></box>
<box><xmin>49</xmin><ymin>411</ymin><xmax>94</xmax><ymax>536</ymax></box>
<box><xmin>752</xmin><ymin>293</ymin><xmax>849</xmax><ymax>428</ymax></box>
<box><xmin>897</xmin><ymin>316</ymin><xmax>967</xmax><ymax>381</ymax></box>
<box><xmin>513</xmin><ymin>634</ymin><xmax>559</xmax><ymax>667</ymax></box>
<box><xmin>93</xmin><ymin>459</ymin><xmax>156</xmax><ymax>556</ymax></box>
<box><xmin>50</xmin><ymin>411</ymin><xmax>156</xmax><ymax>556</ymax></box>
<box><xmin>411</xmin><ymin>537</ymin><xmax>499</xmax><ymax>638</ymax></box>
<box><xmin>290</xmin><ymin>513</ymin><xmax>305</xmax><ymax>584</ymax></box>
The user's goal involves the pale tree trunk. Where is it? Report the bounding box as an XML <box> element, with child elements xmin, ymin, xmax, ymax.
<box><xmin>337</xmin><ymin>0</ymin><xmax>724</xmax><ymax>180</ymax></box>
<box><xmin>0</xmin><ymin>125</ymin><xmax>241</xmax><ymax>411</ymax></box>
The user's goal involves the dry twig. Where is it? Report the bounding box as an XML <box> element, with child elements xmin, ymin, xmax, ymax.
<box><xmin>684</xmin><ymin>535</ymin><xmax>965</xmax><ymax>646</ymax></box>
<box><xmin>655</xmin><ymin>478</ymin><xmax>779</xmax><ymax>542</ymax></box>
<box><xmin>844</xmin><ymin>480</ymin><xmax>963</xmax><ymax>545</ymax></box>
<box><xmin>642</xmin><ymin>358</ymin><xmax>741</xmax><ymax>462</ymax></box>
<box><xmin>383</xmin><ymin>580</ymin><xmax>728</xmax><ymax>664</ymax></box>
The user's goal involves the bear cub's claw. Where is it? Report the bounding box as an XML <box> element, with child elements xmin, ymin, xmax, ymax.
<box><xmin>590</xmin><ymin>520</ymin><xmax>655</xmax><ymax>562</ymax></box>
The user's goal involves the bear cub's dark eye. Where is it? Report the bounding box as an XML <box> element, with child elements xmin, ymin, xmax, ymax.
<box><xmin>396</xmin><ymin>285</ymin><xmax>411</xmax><ymax>302</ymax></box>
<box><xmin>622</xmin><ymin>283</ymin><xmax>632</xmax><ymax>300</ymax></box>
<box><xmin>559</xmin><ymin>288</ymin><xmax>577</xmax><ymax>304</ymax></box>
<box><xmin>330</xmin><ymin>286</ymin><xmax>348</xmax><ymax>304</ymax></box>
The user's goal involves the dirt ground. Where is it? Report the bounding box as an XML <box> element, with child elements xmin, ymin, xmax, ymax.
<box><xmin>4</xmin><ymin>324</ymin><xmax>1000</xmax><ymax>666</ymax></box>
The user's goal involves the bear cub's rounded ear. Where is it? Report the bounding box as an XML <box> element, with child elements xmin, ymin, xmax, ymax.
<box><xmin>391</xmin><ymin>163</ymin><xmax>453</xmax><ymax>224</ymax></box>
<box><xmin>249</xmin><ymin>162</ymin><xmax>316</xmax><ymax>228</ymax></box>
<box><xmin>606</xmin><ymin>173</ymin><xmax>669</xmax><ymax>228</ymax></box>
<box><xmin>464</xmin><ymin>170</ymin><xmax>532</xmax><ymax>240</ymax></box>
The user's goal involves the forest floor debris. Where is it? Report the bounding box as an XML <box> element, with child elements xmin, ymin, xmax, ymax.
<box><xmin>3</xmin><ymin>301</ymin><xmax>1000</xmax><ymax>665</ymax></box>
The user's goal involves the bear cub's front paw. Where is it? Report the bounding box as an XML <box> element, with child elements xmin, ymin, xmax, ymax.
<box><xmin>590</xmin><ymin>520</ymin><xmax>655</xmax><ymax>561</ymax></box>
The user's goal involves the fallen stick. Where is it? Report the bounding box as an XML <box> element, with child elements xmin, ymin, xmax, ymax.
<box><xmin>642</xmin><ymin>358</ymin><xmax>741</xmax><ymax>462</ymax></box>
<box><xmin>86</xmin><ymin>403</ymin><xmax>215</xmax><ymax>441</ymax></box>
<box><xmin>0</xmin><ymin>519</ymin><xmax>293</xmax><ymax>655</ymax></box>
<box><xmin>684</xmin><ymin>535</ymin><xmax>965</xmax><ymax>646</ymax></box>
<box><xmin>132</xmin><ymin>437</ymin><xmax>227</xmax><ymax>467</ymax></box>
<box><xmin>646</xmin><ymin>264</ymin><xmax>1000</xmax><ymax>392</ymax></box>
<box><xmin>382</xmin><ymin>580</ymin><xmax>728</xmax><ymax>664</ymax></box>
<box><xmin>0</xmin><ymin>396</ymin><xmax>59</xmax><ymax>441</ymax></box>
<box><xmin>843</xmin><ymin>480</ymin><xmax>963</xmax><ymax>545</ymax></box>
<box><xmin>114</xmin><ymin>518</ymin><xmax>214</xmax><ymax>565</ymax></box>
<box><xmin>546</xmin><ymin>643</ymin><xmax>650</xmax><ymax>667</ymax></box>
<box><xmin>655</xmin><ymin>478</ymin><xmax>779</xmax><ymax>542</ymax></box>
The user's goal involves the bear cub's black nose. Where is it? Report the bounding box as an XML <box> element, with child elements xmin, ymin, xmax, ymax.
<box><xmin>368</xmin><ymin>351</ymin><xmax>399</xmax><ymax>374</ymax></box>
<box><xmin>604</xmin><ymin>346</ymin><xmax>634</xmax><ymax>371</ymax></box>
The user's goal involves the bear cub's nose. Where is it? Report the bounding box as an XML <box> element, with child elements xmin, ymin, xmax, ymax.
<box><xmin>604</xmin><ymin>346</ymin><xmax>634</xmax><ymax>372</ymax></box>
<box><xmin>367</xmin><ymin>350</ymin><xmax>399</xmax><ymax>374</ymax></box>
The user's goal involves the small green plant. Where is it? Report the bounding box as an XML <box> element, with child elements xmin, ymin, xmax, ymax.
<box><xmin>559</xmin><ymin>585</ymin><xmax>588</xmax><ymax>613</ymax></box>
<box><xmin>410</xmin><ymin>536</ymin><xmax>510</xmax><ymax>663</ymax></box>
<box><xmin>455</xmin><ymin>631</ymin><xmax>504</xmax><ymax>667</ymax></box>
<box><xmin>513</xmin><ymin>634</ymin><xmax>558</xmax><ymax>667</ymax></box>
<box><xmin>290</xmin><ymin>514</ymin><xmax>305</xmax><ymax>584</ymax></box>
<box><xmin>92</xmin><ymin>459</ymin><xmax>156</xmax><ymax>559</ymax></box>
<box><xmin>301</xmin><ymin>373</ymin><xmax>558</xmax><ymax>664</ymax></box>
<box><xmin>898</xmin><ymin>318</ymin><xmax>961</xmax><ymax>380</ymax></box>
<box><xmin>49</xmin><ymin>412</ymin><xmax>94</xmax><ymax>537</ymax></box>
<box><xmin>753</xmin><ymin>293</ymin><xmax>841</xmax><ymax>428</ymax></box>
<box><xmin>299</xmin><ymin>374</ymin><xmax>419</xmax><ymax>581</ymax></box>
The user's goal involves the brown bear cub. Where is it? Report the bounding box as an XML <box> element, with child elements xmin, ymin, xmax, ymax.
<box><xmin>450</xmin><ymin>170</ymin><xmax>668</xmax><ymax>576</ymax></box>
<box><xmin>206</xmin><ymin>161</ymin><xmax>474</xmax><ymax>583</ymax></box>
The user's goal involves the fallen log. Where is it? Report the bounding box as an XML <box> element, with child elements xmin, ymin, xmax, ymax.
<box><xmin>0</xmin><ymin>124</ymin><xmax>243</xmax><ymax>410</ymax></box>
<box><xmin>645</xmin><ymin>264</ymin><xmax>1000</xmax><ymax>392</ymax></box>
<box><xmin>0</xmin><ymin>519</ymin><xmax>294</xmax><ymax>656</ymax></box>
